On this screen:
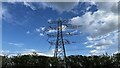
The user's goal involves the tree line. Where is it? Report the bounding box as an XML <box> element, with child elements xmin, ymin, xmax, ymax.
<box><xmin>1</xmin><ymin>53</ymin><xmax>120</xmax><ymax>68</ymax></box>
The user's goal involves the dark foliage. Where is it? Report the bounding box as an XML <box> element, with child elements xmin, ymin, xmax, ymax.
<box><xmin>1</xmin><ymin>53</ymin><xmax>120</xmax><ymax>68</ymax></box>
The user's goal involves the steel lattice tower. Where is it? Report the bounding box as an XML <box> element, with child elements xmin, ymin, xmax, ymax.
<box><xmin>54</xmin><ymin>19</ymin><xmax>66</xmax><ymax>58</ymax></box>
<box><xmin>47</xmin><ymin>18</ymin><xmax>82</xmax><ymax>68</ymax></box>
<box><xmin>55</xmin><ymin>19</ymin><xmax>68</xmax><ymax>68</ymax></box>
<box><xmin>47</xmin><ymin>18</ymin><xmax>68</xmax><ymax>68</ymax></box>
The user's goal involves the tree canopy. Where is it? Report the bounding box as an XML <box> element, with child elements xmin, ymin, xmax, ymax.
<box><xmin>1</xmin><ymin>53</ymin><xmax>120</xmax><ymax>68</ymax></box>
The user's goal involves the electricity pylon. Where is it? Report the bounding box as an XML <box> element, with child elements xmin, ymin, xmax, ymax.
<box><xmin>47</xmin><ymin>18</ymin><xmax>82</xmax><ymax>68</ymax></box>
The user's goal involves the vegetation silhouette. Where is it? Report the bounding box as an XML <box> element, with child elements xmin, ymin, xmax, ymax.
<box><xmin>1</xmin><ymin>53</ymin><xmax>120</xmax><ymax>68</ymax></box>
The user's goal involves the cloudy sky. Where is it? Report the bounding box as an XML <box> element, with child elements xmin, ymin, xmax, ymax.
<box><xmin>1</xmin><ymin>1</ymin><xmax>119</xmax><ymax>56</ymax></box>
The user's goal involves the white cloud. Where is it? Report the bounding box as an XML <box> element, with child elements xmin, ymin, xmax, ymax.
<box><xmin>61</xmin><ymin>25</ymin><xmax>67</xmax><ymax>31</ymax></box>
<box><xmin>2</xmin><ymin>6</ymin><xmax>12</xmax><ymax>21</ymax></box>
<box><xmin>48</xmin><ymin>19</ymin><xmax>52</xmax><ymax>23</ymax></box>
<box><xmin>90</xmin><ymin>49</ymin><xmax>105</xmax><ymax>55</ymax></box>
<box><xmin>86</xmin><ymin>39</ymin><xmax>113</xmax><ymax>49</ymax></box>
<box><xmin>21</xmin><ymin>49</ymin><xmax>39</xmax><ymax>55</ymax></box>
<box><xmin>35</xmin><ymin>27</ymin><xmax>46</xmax><ymax>36</ymax></box>
<box><xmin>0</xmin><ymin>50</ymin><xmax>10</xmax><ymax>56</ymax></box>
<box><xmin>40</xmin><ymin>33</ymin><xmax>44</xmax><ymax>36</ymax></box>
<box><xmin>69</xmin><ymin>10</ymin><xmax>118</xmax><ymax>38</ymax></box>
<box><xmin>2</xmin><ymin>4</ymin><xmax>29</xmax><ymax>26</ymax></box>
<box><xmin>36</xmin><ymin>27</ymin><xmax>46</xmax><ymax>32</ymax></box>
<box><xmin>42</xmin><ymin>2</ymin><xmax>79</xmax><ymax>13</ymax></box>
<box><xmin>95</xmin><ymin>39</ymin><xmax>113</xmax><ymax>46</ymax></box>
<box><xmin>41</xmin><ymin>27</ymin><xmax>45</xmax><ymax>31</ymax></box>
<box><xmin>69</xmin><ymin>2</ymin><xmax>119</xmax><ymax>55</ymax></box>
<box><xmin>95</xmin><ymin>2</ymin><xmax>118</xmax><ymax>14</ymax></box>
<box><xmin>87</xmin><ymin>36</ymin><xmax>93</xmax><ymax>41</ymax></box>
<box><xmin>36</xmin><ymin>28</ymin><xmax>41</xmax><ymax>32</ymax></box>
<box><xmin>47</xmin><ymin>29</ymin><xmax>57</xmax><ymax>33</ymax></box>
<box><xmin>86</xmin><ymin>45</ymin><xmax>93</xmax><ymax>48</ymax></box>
<box><xmin>86</xmin><ymin>31</ymin><xmax>118</xmax><ymax>55</ymax></box>
<box><xmin>21</xmin><ymin>1</ymin><xmax>120</xmax><ymax>20</ymax></box>
<box><xmin>114</xmin><ymin>51</ymin><xmax>120</xmax><ymax>54</ymax></box>
<box><xmin>69</xmin><ymin>2</ymin><xmax>119</xmax><ymax>38</ymax></box>
<box><xmin>21</xmin><ymin>49</ymin><xmax>53</xmax><ymax>57</ymax></box>
<box><xmin>26</xmin><ymin>31</ymin><xmax>30</xmax><ymax>34</ymax></box>
<box><xmin>46</xmin><ymin>25</ymin><xmax>66</xmax><ymax>34</ymax></box>
<box><xmin>8</xmin><ymin>42</ymin><xmax>24</xmax><ymax>47</ymax></box>
<box><xmin>23</xmin><ymin>2</ymin><xmax>36</xmax><ymax>10</ymax></box>
<box><xmin>21</xmin><ymin>2</ymin><xmax>79</xmax><ymax>13</ymax></box>
<box><xmin>1</xmin><ymin>50</ymin><xmax>10</xmax><ymax>54</ymax></box>
<box><xmin>1</xmin><ymin>49</ymin><xmax>52</xmax><ymax>57</ymax></box>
